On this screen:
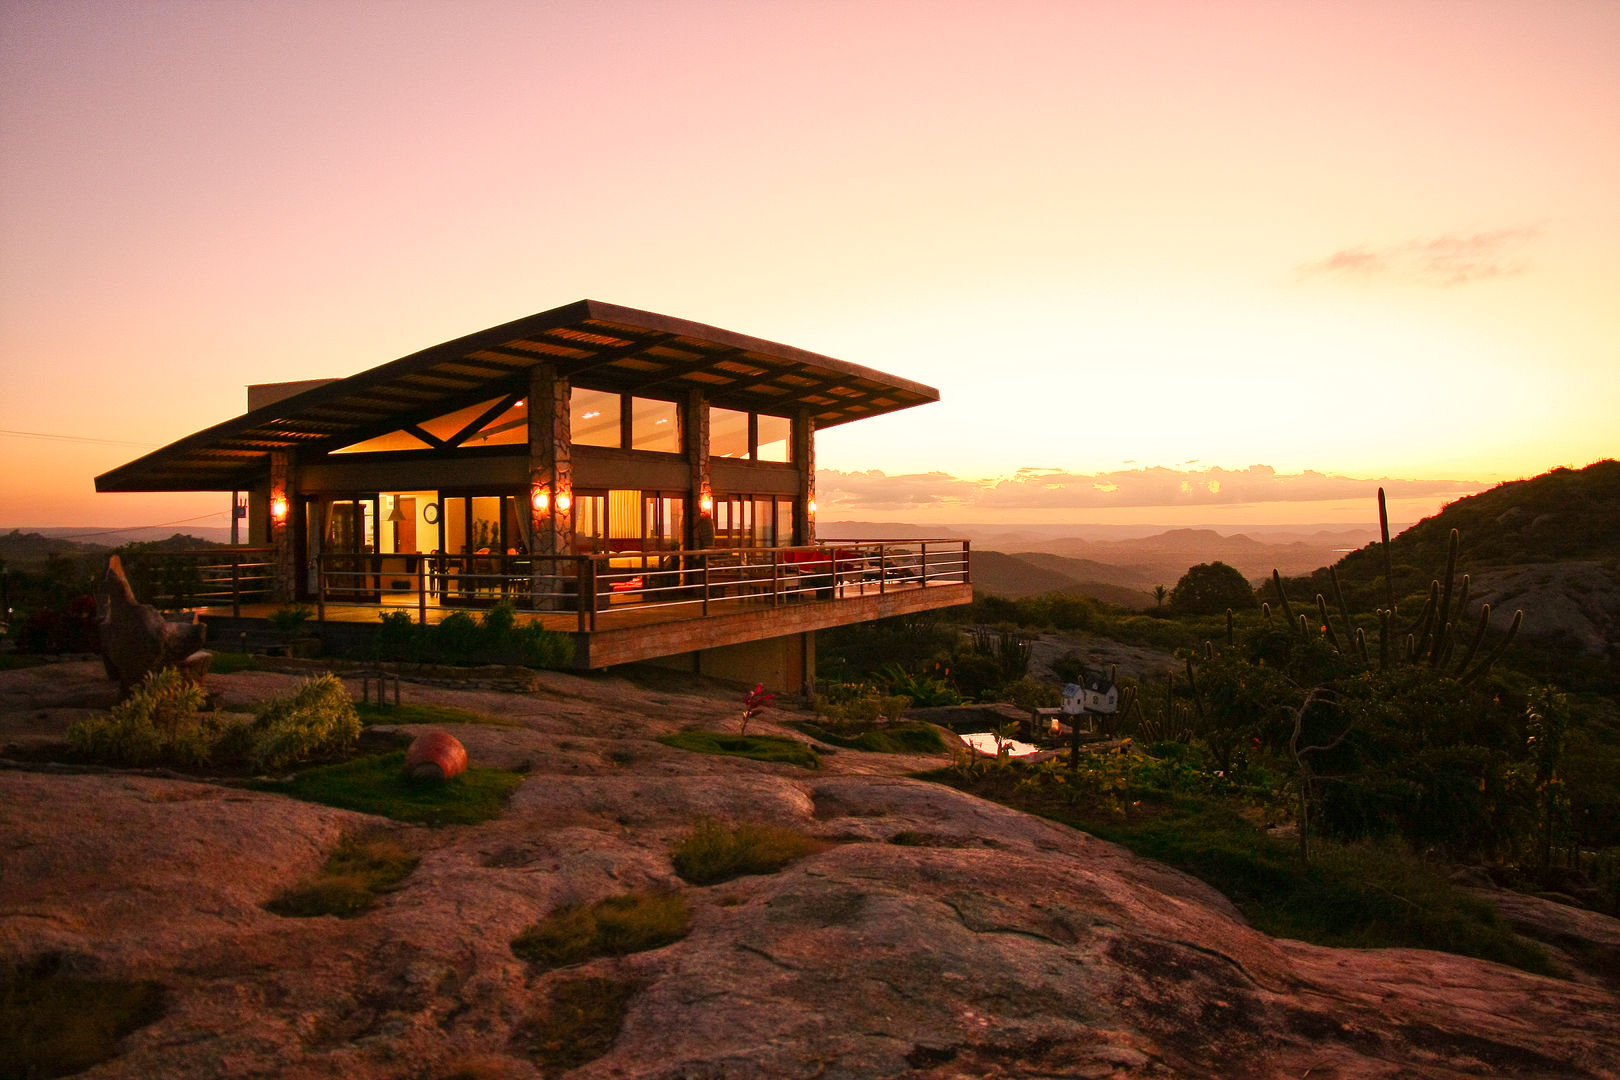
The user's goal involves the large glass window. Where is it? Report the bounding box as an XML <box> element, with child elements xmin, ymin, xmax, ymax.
<box><xmin>757</xmin><ymin>415</ymin><xmax>791</xmax><ymax>462</ymax></box>
<box><xmin>710</xmin><ymin>408</ymin><xmax>750</xmax><ymax>458</ymax></box>
<box><xmin>571</xmin><ymin>388</ymin><xmax>621</xmax><ymax>447</ymax></box>
<box><xmin>630</xmin><ymin>397</ymin><xmax>681</xmax><ymax>452</ymax></box>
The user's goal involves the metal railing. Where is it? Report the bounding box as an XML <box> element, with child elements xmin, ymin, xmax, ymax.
<box><xmin>312</xmin><ymin>539</ymin><xmax>970</xmax><ymax>632</ymax></box>
<box><xmin>117</xmin><ymin>547</ymin><xmax>276</xmax><ymax>616</ymax></box>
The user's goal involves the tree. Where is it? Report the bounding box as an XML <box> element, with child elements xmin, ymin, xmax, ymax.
<box><xmin>1169</xmin><ymin>561</ymin><xmax>1256</xmax><ymax>615</ymax></box>
<box><xmin>1152</xmin><ymin>584</ymin><xmax>1168</xmax><ymax>608</ymax></box>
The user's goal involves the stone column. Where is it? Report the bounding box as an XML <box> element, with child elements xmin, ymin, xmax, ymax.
<box><xmin>685</xmin><ymin>390</ymin><xmax>712</xmax><ymax>550</ymax></box>
<box><xmin>794</xmin><ymin>410</ymin><xmax>815</xmax><ymax>544</ymax></box>
<box><xmin>269</xmin><ymin>450</ymin><xmax>296</xmax><ymax>603</ymax></box>
<box><xmin>527</xmin><ymin>363</ymin><xmax>572</xmax><ymax>557</ymax></box>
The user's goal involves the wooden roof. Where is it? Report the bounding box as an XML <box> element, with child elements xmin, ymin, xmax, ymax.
<box><xmin>95</xmin><ymin>300</ymin><xmax>938</xmax><ymax>492</ymax></box>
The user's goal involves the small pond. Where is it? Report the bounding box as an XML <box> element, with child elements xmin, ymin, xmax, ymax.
<box><xmin>958</xmin><ymin>732</ymin><xmax>1043</xmax><ymax>758</ymax></box>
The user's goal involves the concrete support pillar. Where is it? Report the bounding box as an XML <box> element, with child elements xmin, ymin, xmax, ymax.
<box><xmin>527</xmin><ymin>363</ymin><xmax>572</xmax><ymax>557</ymax></box>
<box><xmin>685</xmin><ymin>390</ymin><xmax>713</xmax><ymax>549</ymax></box>
<box><xmin>269</xmin><ymin>450</ymin><xmax>296</xmax><ymax>602</ymax></box>
<box><xmin>794</xmin><ymin>410</ymin><xmax>815</xmax><ymax>544</ymax></box>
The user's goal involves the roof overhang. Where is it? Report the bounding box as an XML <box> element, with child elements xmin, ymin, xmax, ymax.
<box><xmin>96</xmin><ymin>300</ymin><xmax>938</xmax><ymax>492</ymax></box>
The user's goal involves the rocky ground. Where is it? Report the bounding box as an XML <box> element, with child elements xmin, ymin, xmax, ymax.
<box><xmin>3</xmin><ymin>659</ymin><xmax>1618</xmax><ymax>1079</ymax></box>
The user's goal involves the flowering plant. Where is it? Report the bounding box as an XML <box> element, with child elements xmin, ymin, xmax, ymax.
<box><xmin>740</xmin><ymin>683</ymin><xmax>776</xmax><ymax>735</ymax></box>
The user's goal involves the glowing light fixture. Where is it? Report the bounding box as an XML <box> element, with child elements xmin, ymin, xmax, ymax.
<box><xmin>555</xmin><ymin>490</ymin><xmax>572</xmax><ymax>513</ymax></box>
<box><xmin>270</xmin><ymin>495</ymin><xmax>289</xmax><ymax>523</ymax></box>
<box><xmin>699</xmin><ymin>488</ymin><xmax>714</xmax><ymax>515</ymax></box>
<box><xmin>808</xmin><ymin>499</ymin><xmax>818</xmax><ymax>515</ymax></box>
<box><xmin>531</xmin><ymin>487</ymin><xmax>550</xmax><ymax>514</ymax></box>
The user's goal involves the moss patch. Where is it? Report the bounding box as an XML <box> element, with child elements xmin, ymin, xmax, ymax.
<box><xmin>1</xmin><ymin>958</ymin><xmax>167</xmax><ymax>1079</ymax></box>
<box><xmin>671</xmin><ymin>817</ymin><xmax>828</xmax><ymax>886</ymax></box>
<box><xmin>657</xmin><ymin>731</ymin><xmax>819</xmax><ymax>768</ymax></box>
<box><xmin>254</xmin><ymin>751</ymin><xmax>522</xmax><ymax>825</ymax></box>
<box><xmin>512</xmin><ymin>891</ymin><xmax>692</xmax><ymax>970</ymax></box>
<box><xmin>511</xmin><ymin>976</ymin><xmax>636</xmax><ymax>1072</ymax></box>
<box><xmin>265</xmin><ymin>833</ymin><xmax>419</xmax><ymax>918</ymax></box>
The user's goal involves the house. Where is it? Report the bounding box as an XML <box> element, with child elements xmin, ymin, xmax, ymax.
<box><xmin>96</xmin><ymin>300</ymin><xmax>972</xmax><ymax>689</ymax></box>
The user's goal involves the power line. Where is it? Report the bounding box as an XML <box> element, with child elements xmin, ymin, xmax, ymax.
<box><xmin>0</xmin><ymin>428</ymin><xmax>157</xmax><ymax>449</ymax></box>
<box><xmin>47</xmin><ymin>512</ymin><xmax>229</xmax><ymax>542</ymax></box>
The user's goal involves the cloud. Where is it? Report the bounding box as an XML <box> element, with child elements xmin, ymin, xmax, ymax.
<box><xmin>816</xmin><ymin>465</ymin><xmax>1487</xmax><ymax>513</ymax></box>
<box><xmin>1299</xmin><ymin>225</ymin><xmax>1544</xmax><ymax>287</ymax></box>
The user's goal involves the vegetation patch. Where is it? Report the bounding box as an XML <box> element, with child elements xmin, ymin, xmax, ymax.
<box><xmin>511</xmin><ymin>891</ymin><xmax>692</xmax><ymax>970</ymax></box>
<box><xmin>657</xmin><ymin>730</ymin><xmax>820</xmax><ymax>768</ymax></box>
<box><xmin>1</xmin><ymin>956</ymin><xmax>167</xmax><ymax>1079</ymax></box>
<box><xmin>671</xmin><ymin>817</ymin><xmax>828</xmax><ymax>885</ymax></box>
<box><xmin>264</xmin><ymin>833</ymin><xmax>419</xmax><ymax>918</ymax></box>
<box><xmin>353</xmin><ymin>700</ymin><xmax>518</xmax><ymax>728</ymax></box>
<box><xmin>219</xmin><ymin>674</ymin><xmax>361</xmax><ymax>772</ymax></box>
<box><xmin>927</xmin><ymin>759</ymin><xmax>1554</xmax><ymax>975</ymax></box>
<box><xmin>370</xmin><ymin>601</ymin><xmax>574</xmax><ymax>669</ymax></box>
<box><xmin>254</xmin><ymin>751</ymin><xmax>522</xmax><ymax>825</ymax></box>
<box><xmin>790</xmin><ymin>720</ymin><xmax>946</xmax><ymax>754</ymax></box>
<box><xmin>511</xmin><ymin>975</ymin><xmax>637</xmax><ymax>1072</ymax></box>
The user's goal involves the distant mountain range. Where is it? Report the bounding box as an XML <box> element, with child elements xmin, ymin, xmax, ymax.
<box><xmin>819</xmin><ymin>520</ymin><xmax>1370</xmax><ymax>608</ymax></box>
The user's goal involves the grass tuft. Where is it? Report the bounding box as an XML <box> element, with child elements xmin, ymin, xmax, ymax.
<box><xmin>511</xmin><ymin>976</ymin><xmax>636</xmax><ymax>1072</ymax></box>
<box><xmin>670</xmin><ymin>817</ymin><xmax>828</xmax><ymax>885</ymax></box>
<box><xmin>253</xmin><ymin>751</ymin><xmax>522</xmax><ymax>825</ymax></box>
<box><xmin>657</xmin><ymin>731</ymin><xmax>819</xmax><ymax>768</ymax></box>
<box><xmin>354</xmin><ymin>701</ymin><xmax>519</xmax><ymax>728</ymax></box>
<box><xmin>265</xmin><ymin>834</ymin><xmax>419</xmax><ymax>918</ymax></box>
<box><xmin>0</xmin><ymin>958</ymin><xmax>166</xmax><ymax>1078</ymax></box>
<box><xmin>512</xmin><ymin>891</ymin><xmax>692</xmax><ymax>970</ymax></box>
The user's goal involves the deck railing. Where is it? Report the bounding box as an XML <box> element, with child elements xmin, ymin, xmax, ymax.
<box><xmin>312</xmin><ymin>539</ymin><xmax>970</xmax><ymax>632</ymax></box>
<box><xmin>116</xmin><ymin>546</ymin><xmax>276</xmax><ymax>616</ymax></box>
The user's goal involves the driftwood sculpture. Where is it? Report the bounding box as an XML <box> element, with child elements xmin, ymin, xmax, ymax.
<box><xmin>98</xmin><ymin>555</ymin><xmax>209</xmax><ymax>692</ymax></box>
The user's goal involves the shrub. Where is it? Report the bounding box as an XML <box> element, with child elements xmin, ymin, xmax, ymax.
<box><xmin>670</xmin><ymin>817</ymin><xmax>827</xmax><ymax>885</ymax></box>
<box><xmin>511</xmin><ymin>891</ymin><xmax>692</xmax><ymax>970</ymax></box>
<box><xmin>370</xmin><ymin>602</ymin><xmax>573</xmax><ymax>668</ymax></box>
<box><xmin>225</xmin><ymin>674</ymin><xmax>361</xmax><ymax>772</ymax></box>
<box><xmin>265</xmin><ymin>833</ymin><xmax>418</xmax><ymax>918</ymax></box>
<box><xmin>790</xmin><ymin>721</ymin><xmax>947</xmax><ymax>754</ymax></box>
<box><xmin>67</xmin><ymin>667</ymin><xmax>214</xmax><ymax>766</ymax></box>
<box><xmin>267</xmin><ymin>604</ymin><xmax>314</xmax><ymax>634</ymax></box>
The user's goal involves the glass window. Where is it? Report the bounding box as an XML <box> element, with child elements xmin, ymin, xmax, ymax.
<box><xmin>630</xmin><ymin>397</ymin><xmax>681</xmax><ymax>452</ymax></box>
<box><xmin>710</xmin><ymin>408</ymin><xmax>750</xmax><ymax>458</ymax></box>
<box><xmin>756</xmin><ymin>415</ymin><xmax>791</xmax><ymax>462</ymax></box>
<box><xmin>466</xmin><ymin>399</ymin><xmax>528</xmax><ymax>447</ymax></box>
<box><xmin>776</xmin><ymin>499</ymin><xmax>795</xmax><ymax>546</ymax></box>
<box><xmin>332</xmin><ymin>429</ymin><xmax>432</xmax><ymax>455</ymax></box>
<box><xmin>420</xmin><ymin>398</ymin><xmax>507</xmax><ymax>443</ymax></box>
<box><xmin>573</xmin><ymin>492</ymin><xmax>606</xmax><ymax>554</ymax></box>
<box><xmin>572</xmin><ymin>388</ymin><xmax>621</xmax><ymax>448</ymax></box>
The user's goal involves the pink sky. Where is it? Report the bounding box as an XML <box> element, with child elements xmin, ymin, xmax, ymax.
<box><xmin>2</xmin><ymin>0</ymin><xmax>1615</xmax><ymax>531</ymax></box>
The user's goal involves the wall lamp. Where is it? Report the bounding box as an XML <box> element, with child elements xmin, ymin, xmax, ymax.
<box><xmin>270</xmin><ymin>495</ymin><xmax>289</xmax><ymax>524</ymax></box>
<box><xmin>532</xmin><ymin>485</ymin><xmax>572</xmax><ymax>514</ymax></box>
<box><xmin>699</xmin><ymin>487</ymin><xmax>714</xmax><ymax>515</ymax></box>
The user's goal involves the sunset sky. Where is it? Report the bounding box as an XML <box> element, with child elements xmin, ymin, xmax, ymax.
<box><xmin>2</xmin><ymin>0</ymin><xmax>1615</xmax><ymax>534</ymax></box>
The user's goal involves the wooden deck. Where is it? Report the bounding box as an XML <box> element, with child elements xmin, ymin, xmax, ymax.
<box><xmin>197</xmin><ymin>578</ymin><xmax>973</xmax><ymax>669</ymax></box>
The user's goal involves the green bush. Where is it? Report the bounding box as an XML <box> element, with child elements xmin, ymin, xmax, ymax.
<box><xmin>370</xmin><ymin>601</ymin><xmax>573</xmax><ymax>668</ymax></box>
<box><xmin>67</xmin><ymin>667</ymin><xmax>216</xmax><ymax>766</ymax></box>
<box><xmin>223</xmin><ymin>674</ymin><xmax>361</xmax><ymax>772</ymax></box>
<box><xmin>511</xmin><ymin>891</ymin><xmax>692</xmax><ymax>970</ymax></box>
<box><xmin>670</xmin><ymin>817</ymin><xmax>827</xmax><ymax>885</ymax></box>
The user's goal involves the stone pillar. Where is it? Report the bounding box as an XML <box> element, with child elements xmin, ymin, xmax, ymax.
<box><xmin>527</xmin><ymin>363</ymin><xmax>572</xmax><ymax>557</ymax></box>
<box><xmin>685</xmin><ymin>390</ymin><xmax>712</xmax><ymax>550</ymax></box>
<box><xmin>794</xmin><ymin>411</ymin><xmax>815</xmax><ymax>544</ymax></box>
<box><xmin>269</xmin><ymin>451</ymin><xmax>296</xmax><ymax>603</ymax></box>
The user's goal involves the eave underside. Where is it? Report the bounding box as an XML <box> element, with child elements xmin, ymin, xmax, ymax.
<box><xmin>96</xmin><ymin>299</ymin><xmax>938</xmax><ymax>492</ymax></box>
